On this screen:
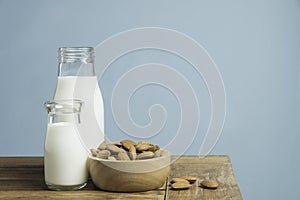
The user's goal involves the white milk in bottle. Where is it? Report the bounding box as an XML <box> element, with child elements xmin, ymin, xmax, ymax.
<box><xmin>44</xmin><ymin>100</ymin><xmax>88</xmax><ymax>190</ymax></box>
<box><xmin>54</xmin><ymin>47</ymin><xmax>104</xmax><ymax>149</ymax></box>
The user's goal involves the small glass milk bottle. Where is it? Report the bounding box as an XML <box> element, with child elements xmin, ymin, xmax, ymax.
<box><xmin>44</xmin><ymin>99</ymin><xmax>88</xmax><ymax>190</ymax></box>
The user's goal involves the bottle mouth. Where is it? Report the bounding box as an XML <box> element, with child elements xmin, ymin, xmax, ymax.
<box><xmin>45</xmin><ymin>99</ymin><xmax>83</xmax><ymax>114</ymax></box>
<box><xmin>58</xmin><ymin>47</ymin><xmax>94</xmax><ymax>63</ymax></box>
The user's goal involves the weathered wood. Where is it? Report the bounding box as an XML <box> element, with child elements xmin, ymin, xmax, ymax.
<box><xmin>166</xmin><ymin>156</ymin><xmax>243</xmax><ymax>200</ymax></box>
<box><xmin>0</xmin><ymin>156</ymin><xmax>243</xmax><ymax>199</ymax></box>
<box><xmin>0</xmin><ymin>157</ymin><xmax>43</xmax><ymax>168</ymax></box>
<box><xmin>0</xmin><ymin>191</ymin><xmax>165</xmax><ymax>200</ymax></box>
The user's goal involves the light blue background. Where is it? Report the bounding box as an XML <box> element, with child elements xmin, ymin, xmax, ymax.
<box><xmin>0</xmin><ymin>0</ymin><xmax>299</xmax><ymax>199</ymax></box>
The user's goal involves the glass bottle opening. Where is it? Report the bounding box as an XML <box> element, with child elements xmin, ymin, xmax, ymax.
<box><xmin>58</xmin><ymin>47</ymin><xmax>94</xmax><ymax>63</ymax></box>
<box><xmin>45</xmin><ymin>99</ymin><xmax>83</xmax><ymax>124</ymax></box>
<box><xmin>45</xmin><ymin>99</ymin><xmax>83</xmax><ymax>113</ymax></box>
<box><xmin>57</xmin><ymin>47</ymin><xmax>95</xmax><ymax>76</ymax></box>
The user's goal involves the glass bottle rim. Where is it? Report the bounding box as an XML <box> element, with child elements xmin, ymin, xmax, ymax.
<box><xmin>58</xmin><ymin>47</ymin><xmax>94</xmax><ymax>52</ymax></box>
<box><xmin>58</xmin><ymin>47</ymin><xmax>94</xmax><ymax>63</ymax></box>
<box><xmin>45</xmin><ymin>99</ymin><xmax>83</xmax><ymax>114</ymax></box>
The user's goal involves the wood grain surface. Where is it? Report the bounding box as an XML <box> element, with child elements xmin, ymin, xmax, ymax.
<box><xmin>0</xmin><ymin>156</ymin><xmax>243</xmax><ymax>200</ymax></box>
<box><xmin>166</xmin><ymin>156</ymin><xmax>243</xmax><ymax>200</ymax></box>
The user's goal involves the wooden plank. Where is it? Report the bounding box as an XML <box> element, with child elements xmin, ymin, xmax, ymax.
<box><xmin>0</xmin><ymin>156</ymin><xmax>242</xmax><ymax>199</ymax></box>
<box><xmin>0</xmin><ymin>157</ymin><xmax>43</xmax><ymax>168</ymax></box>
<box><xmin>0</xmin><ymin>190</ymin><xmax>165</xmax><ymax>200</ymax></box>
<box><xmin>170</xmin><ymin>155</ymin><xmax>231</xmax><ymax>164</ymax></box>
<box><xmin>0</xmin><ymin>157</ymin><xmax>165</xmax><ymax>199</ymax></box>
<box><xmin>165</xmin><ymin>155</ymin><xmax>243</xmax><ymax>200</ymax></box>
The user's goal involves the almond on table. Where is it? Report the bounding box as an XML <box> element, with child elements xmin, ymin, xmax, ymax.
<box><xmin>170</xmin><ymin>178</ymin><xmax>190</xmax><ymax>184</ymax></box>
<box><xmin>171</xmin><ymin>182</ymin><xmax>192</xmax><ymax>190</ymax></box>
<box><xmin>169</xmin><ymin>175</ymin><xmax>197</xmax><ymax>190</ymax></box>
<box><xmin>200</xmin><ymin>180</ymin><xmax>219</xmax><ymax>189</ymax></box>
<box><xmin>180</xmin><ymin>175</ymin><xmax>197</xmax><ymax>183</ymax></box>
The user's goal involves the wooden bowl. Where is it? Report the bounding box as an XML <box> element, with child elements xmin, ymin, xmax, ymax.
<box><xmin>88</xmin><ymin>150</ymin><xmax>170</xmax><ymax>192</ymax></box>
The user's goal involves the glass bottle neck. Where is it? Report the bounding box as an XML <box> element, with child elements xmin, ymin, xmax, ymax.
<box><xmin>45</xmin><ymin>100</ymin><xmax>83</xmax><ymax>124</ymax></box>
<box><xmin>48</xmin><ymin>113</ymin><xmax>81</xmax><ymax>124</ymax></box>
<box><xmin>58</xmin><ymin>47</ymin><xmax>95</xmax><ymax>76</ymax></box>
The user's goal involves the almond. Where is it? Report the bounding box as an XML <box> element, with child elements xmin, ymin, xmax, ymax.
<box><xmin>171</xmin><ymin>182</ymin><xmax>192</xmax><ymax>190</ymax></box>
<box><xmin>97</xmin><ymin>141</ymin><xmax>106</xmax><ymax>150</ymax></box>
<box><xmin>180</xmin><ymin>176</ymin><xmax>197</xmax><ymax>184</ymax></box>
<box><xmin>121</xmin><ymin>140</ymin><xmax>134</xmax><ymax>150</ymax></box>
<box><xmin>200</xmin><ymin>180</ymin><xmax>218</xmax><ymax>189</ymax></box>
<box><xmin>110</xmin><ymin>141</ymin><xmax>122</xmax><ymax>147</ymax></box>
<box><xmin>128</xmin><ymin>145</ymin><xmax>137</xmax><ymax>160</ymax></box>
<box><xmin>148</xmin><ymin>145</ymin><xmax>160</xmax><ymax>152</ymax></box>
<box><xmin>106</xmin><ymin>144</ymin><xmax>126</xmax><ymax>154</ymax></box>
<box><xmin>170</xmin><ymin>178</ymin><xmax>190</xmax><ymax>184</ymax></box>
<box><xmin>137</xmin><ymin>151</ymin><xmax>154</xmax><ymax>159</ymax></box>
<box><xmin>108</xmin><ymin>156</ymin><xmax>117</xmax><ymax>161</ymax></box>
<box><xmin>121</xmin><ymin>139</ymin><xmax>136</xmax><ymax>146</ymax></box>
<box><xmin>136</xmin><ymin>142</ymin><xmax>152</xmax><ymax>152</ymax></box>
<box><xmin>117</xmin><ymin>152</ymin><xmax>130</xmax><ymax>160</ymax></box>
<box><xmin>96</xmin><ymin>150</ymin><xmax>111</xmax><ymax>159</ymax></box>
<box><xmin>91</xmin><ymin>149</ymin><xmax>99</xmax><ymax>157</ymax></box>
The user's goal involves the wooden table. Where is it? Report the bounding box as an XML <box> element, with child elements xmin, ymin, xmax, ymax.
<box><xmin>0</xmin><ymin>156</ymin><xmax>243</xmax><ymax>199</ymax></box>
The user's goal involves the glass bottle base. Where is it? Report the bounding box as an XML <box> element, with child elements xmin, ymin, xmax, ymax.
<box><xmin>46</xmin><ymin>182</ymin><xmax>87</xmax><ymax>191</ymax></box>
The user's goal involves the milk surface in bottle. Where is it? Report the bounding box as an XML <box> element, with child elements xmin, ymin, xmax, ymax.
<box><xmin>54</xmin><ymin>47</ymin><xmax>104</xmax><ymax>149</ymax></box>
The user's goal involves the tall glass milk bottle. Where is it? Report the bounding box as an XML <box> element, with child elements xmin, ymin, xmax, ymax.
<box><xmin>44</xmin><ymin>99</ymin><xmax>88</xmax><ymax>190</ymax></box>
<box><xmin>54</xmin><ymin>47</ymin><xmax>104</xmax><ymax>149</ymax></box>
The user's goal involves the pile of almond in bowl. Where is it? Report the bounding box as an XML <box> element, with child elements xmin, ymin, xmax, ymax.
<box><xmin>90</xmin><ymin>139</ymin><xmax>219</xmax><ymax>191</ymax></box>
<box><xmin>90</xmin><ymin>140</ymin><xmax>166</xmax><ymax>161</ymax></box>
